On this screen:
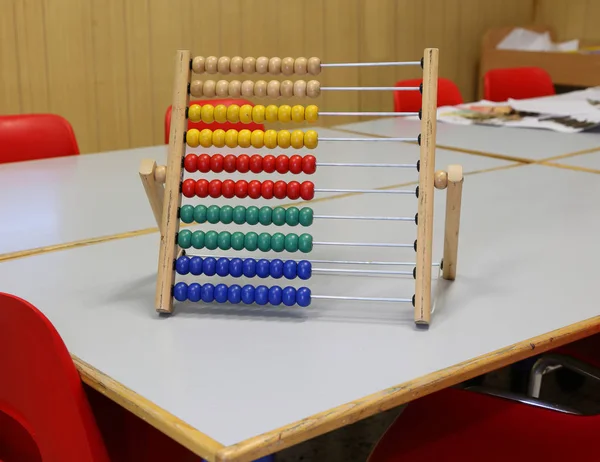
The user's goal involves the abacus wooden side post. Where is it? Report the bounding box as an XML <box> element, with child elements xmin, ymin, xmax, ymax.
<box><xmin>414</xmin><ymin>48</ymin><xmax>439</xmax><ymax>328</ymax></box>
<box><xmin>139</xmin><ymin>159</ymin><xmax>165</xmax><ymax>233</ymax></box>
<box><xmin>442</xmin><ymin>165</ymin><xmax>463</xmax><ymax>280</ymax></box>
<box><xmin>155</xmin><ymin>50</ymin><xmax>191</xmax><ymax>314</ymax></box>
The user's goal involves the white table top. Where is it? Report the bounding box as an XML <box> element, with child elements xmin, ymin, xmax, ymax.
<box><xmin>1</xmin><ymin>163</ymin><xmax>598</xmax><ymax>454</ymax></box>
<box><xmin>336</xmin><ymin>118</ymin><xmax>600</xmax><ymax>161</ymax></box>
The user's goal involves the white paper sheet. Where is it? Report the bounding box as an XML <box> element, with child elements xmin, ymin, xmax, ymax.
<box><xmin>496</xmin><ymin>28</ymin><xmax>579</xmax><ymax>52</ymax></box>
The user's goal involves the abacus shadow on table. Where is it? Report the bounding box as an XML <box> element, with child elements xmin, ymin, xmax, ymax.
<box><xmin>139</xmin><ymin>50</ymin><xmax>464</xmax><ymax>329</ymax></box>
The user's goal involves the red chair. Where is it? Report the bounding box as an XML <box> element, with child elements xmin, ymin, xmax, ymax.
<box><xmin>164</xmin><ymin>98</ymin><xmax>265</xmax><ymax>144</ymax></box>
<box><xmin>394</xmin><ymin>78</ymin><xmax>463</xmax><ymax>113</ymax></box>
<box><xmin>483</xmin><ymin>67</ymin><xmax>556</xmax><ymax>102</ymax></box>
<box><xmin>0</xmin><ymin>114</ymin><xmax>80</xmax><ymax>164</ymax></box>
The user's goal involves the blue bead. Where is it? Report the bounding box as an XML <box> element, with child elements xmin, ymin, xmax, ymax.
<box><xmin>243</xmin><ymin>258</ymin><xmax>257</xmax><ymax>278</ymax></box>
<box><xmin>214</xmin><ymin>283</ymin><xmax>228</xmax><ymax>303</ymax></box>
<box><xmin>241</xmin><ymin>285</ymin><xmax>255</xmax><ymax>304</ymax></box>
<box><xmin>203</xmin><ymin>257</ymin><xmax>217</xmax><ymax>276</ymax></box>
<box><xmin>229</xmin><ymin>258</ymin><xmax>243</xmax><ymax>277</ymax></box>
<box><xmin>255</xmin><ymin>285</ymin><xmax>269</xmax><ymax>305</ymax></box>
<box><xmin>175</xmin><ymin>256</ymin><xmax>190</xmax><ymax>275</ymax></box>
<box><xmin>216</xmin><ymin>258</ymin><xmax>230</xmax><ymax>277</ymax></box>
<box><xmin>268</xmin><ymin>286</ymin><xmax>283</xmax><ymax>305</ymax></box>
<box><xmin>282</xmin><ymin>286</ymin><xmax>296</xmax><ymax>306</ymax></box>
<box><xmin>296</xmin><ymin>287</ymin><xmax>311</xmax><ymax>307</ymax></box>
<box><xmin>228</xmin><ymin>284</ymin><xmax>242</xmax><ymax>303</ymax></box>
<box><xmin>187</xmin><ymin>283</ymin><xmax>202</xmax><ymax>302</ymax></box>
<box><xmin>256</xmin><ymin>259</ymin><xmax>270</xmax><ymax>278</ymax></box>
<box><xmin>270</xmin><ymin>259</ymin><xmax>284</xmax><ymax>279</ymax></box>
<box><xmin>173</xmin><ymin>282</ymin><xmax>188</xmax><ymax>301</ymax></box>
<box><xmin>189</xmin><ymin>256</ymin><xmax>203</xmax><ymax>275</ymax></box>
<box><xmin>297</xmin><ymin>260</ymin><xmax>312</xmax><ymax>280</ymax></box>
<box><xmin>201</xmin><ymin>283</ymin><xmax>215</xmax><ymax>303</ymax></box>
<box><xmin>283</xmin><ymin>260</ymin><xmax>297</xmax><ymax>279</ymax></box>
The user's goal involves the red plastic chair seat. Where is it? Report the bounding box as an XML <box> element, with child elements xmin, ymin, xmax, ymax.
<box><xmin>483</xmin><ymin>67</ymin><xmax>556</xmax><ymax>102</ymax></box>
<box><xmin>394</xmin><ymin>78</ymin><xmax>463</xmax><ymax>113</ymax></box>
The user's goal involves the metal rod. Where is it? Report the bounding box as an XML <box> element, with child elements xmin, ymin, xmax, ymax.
<box><xmin>319</xmin><ymin>111</ymin><xmax>418</xmax><ymax>117</ymax></box>
<box><xmin>185</xmin><ymin>254</ymin><xmax>440</xmax><ymax>267</ymax></box>
<box><xmin>314</xmin><ymin>241</ymin><xmax>414</xmax><ymax>248</ymax></box>
<box><xmin>311</xmin><ymin>295</ymin><xmax>413</xmax><ymax>303</ymax></box>
<box><xmin>321</xmin><ymin>86</ymin><xmax>420</xmax><ymax>91</ymax></box>
<box><xmin>315</xmin><ymin>188</ymin><xmax>415</xmax><ymax>195</ymax></box>
<box><xmin>313</xmin><ymin>214</ymin><xmax>415</xmax><ymax>222</ymax></box>
<box><xmin>312</xmin><ymin>268</ymin><xmax>413</xmax><ymax>276</ymax></box>
<box><xmin>319</xmin><ymin>137</ymin><xmax>418</xmax><ymax>142</ymax></box>
<box><xmin>317</xmin><ymin>162</ymin><xmax>416</xmax><ymax>168</ymax></box>
<box><xmin>321</xmin><ymin>61</ymin><xmax>422</xmax><ymax>68</ymax></box>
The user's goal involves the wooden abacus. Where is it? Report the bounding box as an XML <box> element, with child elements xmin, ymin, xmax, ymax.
<box><xmin>140</xmin><ymin>48</ymin><xmax>464</xmax><ymax>328</ymax></box>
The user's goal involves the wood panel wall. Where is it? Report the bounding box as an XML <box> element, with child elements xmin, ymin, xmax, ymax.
<box><xmin>0</xmin><ymin>0</ymin><xmax>533</xmax><ymax>154</ymax></box>
<box><xmin>534</xmin><ymin>0</ymin><xmax>600</xmax><ymax>42</ymax></box>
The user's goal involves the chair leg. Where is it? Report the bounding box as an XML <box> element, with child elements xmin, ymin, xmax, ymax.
<box><xmin>528</xmin><ymin>354</ymin><xmax>600</xmax><ymax>398</ymax></box>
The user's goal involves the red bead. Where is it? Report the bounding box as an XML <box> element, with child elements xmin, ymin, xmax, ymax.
<box><xmin>287</xmin><ymin>181</ymin><xmax>300</xmax><ymax>200</ymax></box>
<box><xmin>208</xmin><ymin>179</ymin><xmax>222</xmax><ymax>198</ymax></box>
<box><xmin>248</xmin><ymin>180</ymin><xmax>262</xmax><ymax>199</ymax></box>
<box><xmin>300</xmin><ymin>181</ymin><xmax>314</xmax><ymax>200</ymax></box>
<box><xmin>261</xmin><ymin>180</ymin><xmax>274</xmax><ymax>199</ymax></box>
<box><xmin>182</xmin><ymin>179</ymin><xmax>196</xmax><ymax>198</ymax></box>
<box><xmin>198</xmin><ymin>154</ymin><xmax>211</xmax><ymax>173</ymax></box>
<box><xmin>275</xmin><ymin>155</ymin><xmax>289</xmax><ymax>174</ymax></box>
<box><xmin>195</xmin><ymin>179</ymin><xmax>209</xmax><ymax>198</ymax></box>
<box><xmin>222</xmin><ymin>179</ymin><xmax>235</xmax><ymax>198</ymax></box>
<box><xmin>289</xmin><ymin>155</ymin><xmax>303</xmax><ymax>174</ymax></box>
<box><xmin>210</xmin><ymin>154</ymin><xmax>224</xmax><ymax>173</ymax></box>
<box><xmin>274</xmin><ymin>180</ymin><xmax>287</xmax><ymax>199</ymax></box>
<box><xmin>224</xmin><ymin>154</ymin><xmax>237</xmax><ymax>173</ymax></box>
<box><xmin>236</xmin><ymin>154</ymin><xmax>250</xmax><ymax>173</ymax></box>
<box><xmin>184</xmin><ymin>154</ymin><xmax>198</xmax><ymax>173</ymax></box>
<box><xmin>249</xmin><ymin>155</ymin><xmax>263</xmax><ymax>174</ymax></box>
<box><xmin>262</xmin><ymin>155</ymin><xmax>276</xmax><ymax>173</ymax></box>
<box><xmin>235</xmin><ymin>180</ymin><xmax>248</xmax><ymax>198</ymax></box>
<box><xmin>302</xmin><ymin>155</ymin><xmax>316</xmax><ymax>174</ymax></box>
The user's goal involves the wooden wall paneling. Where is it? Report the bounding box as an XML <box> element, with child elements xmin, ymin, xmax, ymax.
<box><xmin>0</xmin><ymin>0</ymin><xmax>21</xmax><ymax>115</ymax></box>
<box><xmin>190</xmin><ymin>1</ymin><xmax>220</xmax><ymax>57</ymax></box>
<box><xmin>219</xmin><ymin>1</ymin><xmax>241</xmax><ymax>57</ymax></box>
<box><xmin>440</xmin><ymin>0</ymin><xmax>461</xmax><ymax>96</ymax></box>
<box><xmin>534</xmin><ymin>0</ymin><xmax>587</xmax><ymax>40</ymax></box>
<box><xmin>582</xmin><ymin>0</ymin><xmax>600</xmax><ymax>41</ymax></box>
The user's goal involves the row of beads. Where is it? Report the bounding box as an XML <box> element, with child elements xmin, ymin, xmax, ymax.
<box><xmin>189</xmin><ymin>80</ymin><xmax>320</xmax><ymax>99</ymax></box>
<box><xmin>173</xmin><ymin>282</ymin><xmax>311</xmax><ymax>307</ymax></box>
<box><xmin>180</xmin><ymin>205</ymin><xmax>314</xmax><ymax>227</ymax></box>
<box><xmin>186</xmin><ymin>128</ymin><xmax>318</xmax><ymax>150</ymax></box>
<box><xmin>188</xmin><ymin>104</ymin><xmax>318</xmax><ymax>125</ymax></box>
<box><xmin>192</xmin><ymin>56</ymin><xmax>321</xmax><ymax>76</ymax></box>
<box><xmin>181</xmin><ymin>179</ymin><xmax>315</xmax><ymax>200</ymax></box>
<box><xmin>177</xmin><ymin>229</ymin><xmax>314</xmax><ymax>253</ymax></box>
<box><xmin>184</xmin><ymin>154</ymin><xmax>317</xmax><ymax>175</ymax></box>
<box><xmin>175</xmin><ymin>256</ymin><xmax>312</xmax><ymax>280</ymax></box>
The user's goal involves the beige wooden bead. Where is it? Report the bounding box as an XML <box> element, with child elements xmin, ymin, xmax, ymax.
<box><xmin>241</xmin><ymin>80</ymin><xmax>255</xmax><ymax>97</ymax></box>
<box><xmin>217</xmin><ymin>56</ymin><xmax>231</xmax><ymax>74</ymax></box>
<box><xmin>205</xmin><ymin>56</ymin><xmax>218</xmax><ymax>73</ymax></box>
<box><xmin>281</xmin><ymin>57</ymin><xmax>295</xmax><ymax>75</ymax></box>
<box><xmin>154</xmin><ymin>165</ymin><xmax>167</xmax><ymax>184</ymax></box>
<box><xmin>267</xmin><ymin>80</ymin><xmax>281</xmax><ymax>98</ymax></box>
<box><xmin>280</xmin><ymin>80</ymin><xmax>294</xmax><ymax>98</ymax></box>
<box><xmin>256</xmin><ymin>57</ymin><xmax>269</xmax><ymax>74</ymax></box>
<box><xmin>192</xmin><ymin>56</ymin><xmax>205</xmax><ymax>74</ymax></box>
<box><xmin>268</xmin><ymin>57</ymin><xmax>282</xmax><ymax>74</ymax></box>
<box><xmin>230</xmin><ymin>56</ymin><xmax>244</xmax><ymax>74</ymax></box>
<box><xmin>293</xmin><ymin>80</ymin><xmax>307</xmax><ymax>97</ymax></box>
<box><xmin>203</xmin><ymin>80</ymin><xmax>217</xmax><ymax>97</ymax></box>
<box><xmin>243</xmin><ymin>57</ymin><xmax>256</xmax><ymax>74</ymax></box>
<box><xmin>307</xmin><ymin>57</ymin><xmax>321</xmax><ymax>75</ymax></box>
<box><xmin>434</xmin><ymin>170</ymin><xmax>448</xmax><ymax>189</ymax></box>
<box><xmin>294</xmin><ymin>57</ymin><xmax>308</xmax><ymax>75</ymax></box>
<box><xmin>228</xmin><ymin>80</ymin><xmax>242</xmax><ymax>97</ymax></box>
<box><xmin>306</xmin><ymin>80</ymin><xmax>321</xmax><ymax>98</ymax></box>
<box><xmin>254</xmin><ymin>80</ymin><xmax>268</xmax><ymax>97</ymax></box>
<box><xmin>190</xmin><ymin>80</ymin><xmax>203</xmax><ymax>97</ymax></box>
<box><xmin>215</xmin><ymin>80</ymin><xmax>230</xmax><ymax>97</ymax></box>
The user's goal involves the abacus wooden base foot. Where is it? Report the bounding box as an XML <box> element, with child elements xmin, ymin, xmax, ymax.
<box><xmin>139</xmin><ymin>159</ymin><xmax>166</xmax><ymax>233</ymax></box>
<box><xmin>442</xmin><ymin>164</ymin><xmax>463</xmax><ymax>281</ymax></box>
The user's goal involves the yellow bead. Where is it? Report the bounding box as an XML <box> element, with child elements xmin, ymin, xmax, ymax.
<box><xmin>188</xmin><ymin>104</ymin><xmax>202</xmax><ymax>123</ymax></box>
<box><xmin>265</xmin><ymin>105</ymin><xmax>279</xmax><ymax>123</ymax></box>
<box><xmin>239</xmin><ymin>104</ymin><xmax>253</xmax><ymax>124</ymax></box>
<box><xmin>278</xmin><ymin>105</ymin><xmax>292</xmax><ymax>123</ymax></box>
<box><xmin>290</xmin><ymin>130</ymin><xmax>304</xmax><ymax>149</ymax></box>
<box><xmin>214</xmin><ymin>104</ymin><xmax>228</xmax><ymax>123</ymax></box>
<box><xmin>251</xmin><ymin>130</ymin><xmax>265</xmax><ymax>148</ymax></box>
<box><xmin>213</xmin><ymin>129</ymin><xmax>226</xmax><ymax>148</ymax></box>
<box><xmin>252</xmin><ymin>105</ymin><xmax>265</xmax><ymax>124</ymax></box>
<box><xmin>199</xmin><ymin>129</ymin><xmax>213</xmax><ymax>148</ymax></box>
<box><xmin>305</xmin><ymin>105</ymin><xmax>319</xmax><ymax>122</ymax></box>
<box><xmin>238</xmin><ymin>129</ymin><xmax>252</xmax><ymax>148</ymax></box>
<box><xmin>227</xmin><ymin>104</ymin><xmax>240</xmax><ymax>123</ymax></box>
<box><xmin>277</xmin><ymin>130</ymin><xmax>291</xmax><ymax>149</ymax></box>
<box><xmin>225</xmin><ymin>129</ymin><xmax>239</xmax><ymax>148</ymax></box>
<box><xmin>186</xmin><ymin>128</ymin><xmax>200</xmax><ymax>147</ymax></box>
<box><xmin>291</xmin><ymin>105</ymin><xmax>305</xmax><ymax>123</ymax></box>
<box><xmin>264</xmin><ymin>130</ymin><xmax>278</xmax><ymax>149</ymax></box>
<box><xmin>304</xmin><ymin>130</ymin><xmax>318</xmax><ymax>149</ymax></box>
<box><xmin>201</xmin><ymin>104</ymin><xmax>214</xmax><ymax>123</ymax></box>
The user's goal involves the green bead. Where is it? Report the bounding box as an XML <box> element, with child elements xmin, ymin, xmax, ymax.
<box><xmin>179</xmin><ymin>205</ymin><xmax>195</xmax><ymax>224</ymax></box>
<box><xmin>258</xmin><ymin>233</ymin><xmax>271</xmax><ymax>252</ymax></box>
<box><xmin>286</xmin><ymin>207</ymin><xmax>299</xmax><ymax>226</ymax></box>
<box><xmin>233</xmin><ymin>206</ymin><xmax>246</xmax><ymax>225</ymax></box>
<box><xmin>284</xmin><ymin>233</ymin><xmax>299</xmax><ymax>252</ymax></box>
<box><xmin>298</xmin><ymin>233</ymin><xmax>313</xmax><ymax>253</ymax></box>
<box><xmin>193</xmin><ymin>205</ymin><xmax>207</xmax><ymax>223</ymax></box>
<box><xmin>191</xmin><ymin>230</ymin><xmax>205</xmax><ymax>249</ymax></box>
<box><xmin>218</xmin><ymin>231</ymin><xmax>231</xmax><ymax>250</ymax></box>
<box><xmin>299</xmin><ymin>207</ymin><xmax>314</xmax><ymax>226</ymax></box>
<box><xmin>244</xmin><ymin>232</ymin><xmax>258</xmax><ymax>251</ymax></box>
<box><xmin>205</xmin><ymin>230</ymin><xmax>219</xmax><ymax>250</ymax></box>
<box><xmin>207</xmin><ymin>205</ymin><xmax>221</xmax><ymax>224</ymax></box>
<box><xmin>246</xmin><ymin>206</ymin><xmax>259</xmax><ymax>225</ymax></box>
<box><xmin>231</xmin><ymin>232</ymin><xmax>245</xmax><ymax>250</ymax></box>
<box><xmin>272</xmin><ymin>207</ymin><xmax>286</xmax><ymax>226</ymax></box>
<box><xmin>177</xmin><ymin>229</ymin><xmax>192</xmax><ymax>249</ymax></box>
<box><xmin>258</xmin><ymin>206</ymin><xmax>272</xmax><ymax>226</ymax></box>
<box><xmin>271</xmin><ymin>232</ymin><xmax>285</xmax><ymax>252</ymax></box>
<box><xmin>220</xmin><ymin>205</ymin><xmax>233</xmax><ymax>224</ymax></box>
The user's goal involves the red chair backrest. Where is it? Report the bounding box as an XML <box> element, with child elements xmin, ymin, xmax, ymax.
<box><xmin>0</xmin><ymin>114</ymin><xmax>80</xmax><ymax>164</ymax></box>
<box><xmin>164</xmin><ymin>98</ymin><xmax>265</xmax><ymax>144</ymax></box>
<box><xmin>484</xmin><ymin>67</ymin><xmax>556</xmax><ymax>102</ymax></box>
<box><xmin>0</xmin><ymin>292</ymin><xmax>109</xmax><ymax>462</ymax></box>
<box><xmin>394</xmin><ymin>78</ymin><xmax>463</xmax><ymax>113</ymax></box>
